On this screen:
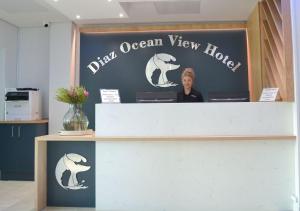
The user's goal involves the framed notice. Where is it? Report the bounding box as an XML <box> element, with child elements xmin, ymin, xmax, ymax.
<box><xmin>100</xmin><ymin>89</ymin><xmax>121</xmax><ymax>103</ymax></box>
<box><xmin>259</xmin><ymin>88</ymin><xmax>279</xmax><ymax>102</ymax></box>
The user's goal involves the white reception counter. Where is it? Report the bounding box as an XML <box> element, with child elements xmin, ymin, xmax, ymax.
<box><xmin>95</xmin><ymin>102</ymin><xmax>295</xmax><ymax>211</ymax></box>
<box><xmin>95</xmin><ymin>102</ymin><xmax>294</xmax><ymax>136</ymax></box>
<box><xmin>36</xmin><ymin>102</ymin><xmax>296</xmax><ymax>211</ymax></box>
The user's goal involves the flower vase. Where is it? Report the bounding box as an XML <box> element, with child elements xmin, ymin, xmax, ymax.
<box><xmin>63</xmin><ymin>104</ymin><xmax>89</xmax><ymax>131</ymax></box>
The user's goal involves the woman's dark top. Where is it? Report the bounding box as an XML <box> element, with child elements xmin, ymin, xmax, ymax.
<box><xmin>177</xmin><ymin>88</ymin><xmax>204</xmax><ymax>102</ymax></box>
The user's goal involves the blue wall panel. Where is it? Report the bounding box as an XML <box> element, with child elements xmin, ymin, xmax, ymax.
<box><xmin>80</xmin><ymin>30</ymin><xmax>249</xmax><ymax>128</ymax></box>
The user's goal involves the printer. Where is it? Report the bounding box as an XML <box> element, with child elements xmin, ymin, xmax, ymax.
<box><xmin>5</xmin><ymin>88</ymin><xmax>41</xmax><ymax>121</ymax></box>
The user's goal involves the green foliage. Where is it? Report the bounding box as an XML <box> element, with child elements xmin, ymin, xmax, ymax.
<box><xmin>56</xmin><ymin>86</ymin><xmax>89</xmax><ymax>104</ymax></box>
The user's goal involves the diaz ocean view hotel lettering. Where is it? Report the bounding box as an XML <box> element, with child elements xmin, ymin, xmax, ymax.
<box><xmin>87</xmin><ymin>34</ymin><xmax>242</xmax><ymax>75</ymax></box>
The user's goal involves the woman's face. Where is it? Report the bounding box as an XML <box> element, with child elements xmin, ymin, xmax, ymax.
<box><xmin>182</xmin><ymin>76</ymin><xmax>193</xmax><ymax>90</ymax></box>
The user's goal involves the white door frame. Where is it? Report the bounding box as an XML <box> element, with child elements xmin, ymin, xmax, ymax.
<box><xmin>0</xmin><ymin>48</ymin><xmax>5</xmax><ymax>120</ymax></box>
<box><xmin>291</xmin><ymin>0</ymin><xmax>300</xmax><ymax>210</ymax></box>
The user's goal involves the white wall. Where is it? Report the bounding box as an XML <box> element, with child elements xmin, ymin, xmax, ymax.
<box><xmin>0</xmin><ymin>19</ymin><xmax>18</xmax><ymax>120</ymax></box>
<box><xmin>48</xmin><ymin>22</ymin><xmax>74</xmax><ymax>133</ymax></box>
<box><xmin>0</xmin><ymin>21</ymin><xmax>74</xmax><ymax>129</ymax></box>
<box><xmin>291</xmin><ymin>0</ymin><xmax>300</xmax><ymax>210</ymax></box>
<box><xmin>17</xmin><ymin>27</ymin><xmax>49</xmax><ymax>118</ymax></box>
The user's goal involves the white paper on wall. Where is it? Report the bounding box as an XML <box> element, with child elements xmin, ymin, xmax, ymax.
<box><xmin>259</xmin><ymin>88</ymin><xmax>279</xmax><ymax>102</ymax></box>
<box><xmin>100</xmin><ymin>89</ymin><xmax>121</xmax><ymax>103</ymax></box>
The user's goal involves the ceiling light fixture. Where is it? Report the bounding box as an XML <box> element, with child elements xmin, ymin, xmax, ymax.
<box><xmin>119</xmin><ymin>13</ymin><xmax>124</xmax><ymax>18</ymax></box>
<box><xmin>108</xmin><ymin>0</ymin><xmax>112</xmax><ymax>2</ymax></box>
<box><xmin>53</xmin><ymin>0</ymin><xmax>59</xmax><ymax>2</ymax></box>
<box><xmin>76</xmin><ymin>15</ymin><xmax>81</xmax><ymax>19</ymax></box>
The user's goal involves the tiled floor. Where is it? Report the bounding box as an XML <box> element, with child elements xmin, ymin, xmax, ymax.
<box><xmin>0</xmin><ymin>181</ymin><xmax>35</xmax><ymax>211</ymax></box>
<box><xmin>0</xmin><ymin>181</ymin><xmax>96</xmax><ymax>211</ymax></box>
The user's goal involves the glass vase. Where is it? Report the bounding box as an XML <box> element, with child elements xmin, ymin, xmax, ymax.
<box><xmin>63</xmin><ymin>104</ymin><xmax>89</xmax><ymax>131</ymax></box>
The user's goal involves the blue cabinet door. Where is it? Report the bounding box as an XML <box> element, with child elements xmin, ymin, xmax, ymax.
<box><xmin>0</xmin><ymin>123</ymin><xmax>48</xmax><ymax>181</ymax></box>
<box><xmin>0</xmin><ymin>125</ymin><xmax>17</xmax><ymax>180</ymax></box>
<box><xmin>14</xmin><ymin>124</ymin><xmax>34</xmax><ymax>180</ymax></box>
<box><xmin>0</xmin><ymin>125</ymin><xmax>11</xmax><ymax>179</ymax></box>
<box><xmin>15</xmin><ymin>124</ymin><xmax>48</xmax><ymax>180</ymax></box>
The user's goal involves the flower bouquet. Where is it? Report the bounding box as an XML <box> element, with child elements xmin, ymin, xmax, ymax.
<box><xmin>56</xmin><ymin>86</ymin><xmax>90</xmax><ymax>132</ymax></box>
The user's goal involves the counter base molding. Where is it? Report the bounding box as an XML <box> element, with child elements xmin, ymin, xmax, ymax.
<box><xmin>35</xmin><ymin>136</ymin><xmax>295</xmax><ymax>211</ymax></box>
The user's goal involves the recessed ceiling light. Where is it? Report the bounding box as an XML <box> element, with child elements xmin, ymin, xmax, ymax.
<box><xmin>76</xmin><ymin>15</ymin><xmax>81</xmax><ymax>19</ymax></box>
<box><xmin>107</xmin><ymin>0</ymin><xmax>112</xmax><ymax>2</ymax></box>
<box><xmin>119</xmin><ymin>13</ymin><xmax>124</xmax><ymax>18</ymax></box>
<box><xmin>53</xmin><ymin>0</ymin><xmax>59</xmax><ymax>2</ymax></box>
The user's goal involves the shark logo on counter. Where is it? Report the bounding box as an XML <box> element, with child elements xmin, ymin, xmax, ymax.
<box><xmin>55</xmin><ymin>153</ymin><xmax>91</xmax><ymax>190</ymax></box>
<box><xmin>145</xmin><ymin>53</ymin><xmax>180</xmax><ymax>88</ymax></box>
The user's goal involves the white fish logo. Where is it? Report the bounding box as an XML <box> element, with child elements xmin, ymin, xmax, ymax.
<box><xmin>55</xmin><ymin>153</ymin><xmax>91</xmax><ymax>190</ymax></box>
<box><xmin>145</xmin><ymin>53</ymin><xmax>180</xmax><ymax>87</ymax></box>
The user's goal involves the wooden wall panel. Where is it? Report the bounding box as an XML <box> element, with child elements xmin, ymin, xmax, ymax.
<box><xmin>259</xmin><ymin>0</ymin><xmax>294</xmax><ymax>101</ymax></box>
<box><xmin>247</xmin><ymin>4</ymin><xmax>263</xmax><ymax>102</ymax></box>
<box><xmin>80</xmin><ymin>23</ymin><xmax>247</xmax><ymax>34</ymax></box>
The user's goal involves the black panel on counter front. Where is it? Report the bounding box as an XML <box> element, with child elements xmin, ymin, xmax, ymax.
<box><xmin>47</xmin><ymin>141</ymin><xmax>95</xmax><ymax>207</ymax></box>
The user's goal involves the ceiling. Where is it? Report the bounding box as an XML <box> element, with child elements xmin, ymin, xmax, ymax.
<box><xmin>0</xmin><ymin>0</ymin><xmax>68</xmax><ymax>27</ymax></box>
<box><xmin>0</xmin><ymin>0</ymin><xmax>259</xmax><ymax>27</ymax></box>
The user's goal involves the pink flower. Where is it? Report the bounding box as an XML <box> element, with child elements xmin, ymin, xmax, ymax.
<box><xmin>84</xmin><ymin>90</ymin><xmax>89</xmax><ymax>97</ymax></box>
<box><xmin>68</xmin><ymin>89</ymin><xmax>74</xmax><ymax>97</ymax></box>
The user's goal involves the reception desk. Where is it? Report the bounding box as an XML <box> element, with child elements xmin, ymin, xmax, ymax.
<box><xmin>95</xmin><ymin>102</ymin><xmax>294</xmax><ymax>136</ymax></box>
<box><xmin>35</xmin><ymin>103</ymin><xmax>296</xmax><ymax>211</ymax></box>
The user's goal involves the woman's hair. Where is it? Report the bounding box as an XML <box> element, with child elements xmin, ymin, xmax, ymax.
<box><xmin>181</xmin><ymin>68</ymin><xmax>195</xmax><ymax>81</ymax></box>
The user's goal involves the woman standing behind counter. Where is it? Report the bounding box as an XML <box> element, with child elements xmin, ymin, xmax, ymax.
<box><xmin>177</xmin><ymin>68</ymin><xmax>204</xmax><ymax>103</ymax></box>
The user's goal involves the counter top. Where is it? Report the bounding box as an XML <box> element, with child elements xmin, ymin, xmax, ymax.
<box><xmin>35</xmin><ymin>133</ymin><xmax>296</xmax><ymax>141</ymax></box>
<box><xmin>0</xmin><ymin>119</ymin><xmax>48</xmax><ymax>124</ymax></box>
<box><xmin>95</xmin><ymin>103</ymin><xmax>294</xmax><ymax>137</ymax></box>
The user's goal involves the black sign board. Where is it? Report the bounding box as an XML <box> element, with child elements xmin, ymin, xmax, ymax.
<box><xmin>80</xmin><ymin>30</ymin><xmax>249</xmax><ymax>129</ymax></box>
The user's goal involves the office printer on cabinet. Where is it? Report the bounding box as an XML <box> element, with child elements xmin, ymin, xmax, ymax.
<box><xmin>5</xmin><ymin>88</ymin><xmax>41</xmax><ymax>121</ymax></box>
